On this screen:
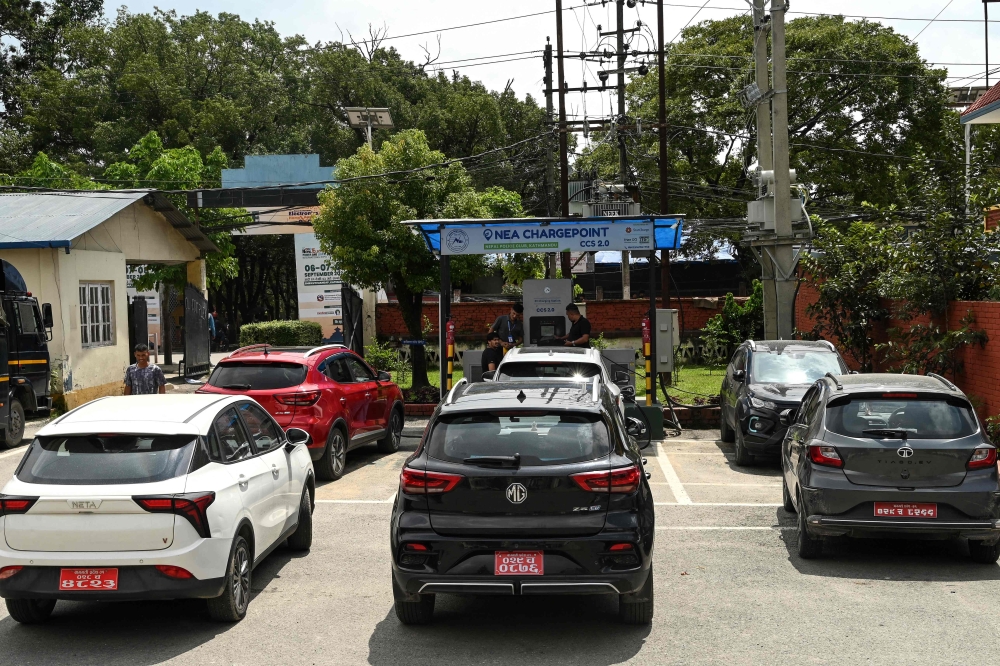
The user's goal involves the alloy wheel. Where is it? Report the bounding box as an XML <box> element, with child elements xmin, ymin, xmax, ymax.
<box><xmin>390</xmin><ymin>413</ymin><xmax>402</xmax><ymax>448</ymax></box>
<box><xmin>233</xmin><ymin>542</ymin><xmax>251</xmax><ymax>613</ymax></box>
<box><xmin>332</xmin><ymin>432</ymin><xmax>346</xmax><ymax>476</ymax></box>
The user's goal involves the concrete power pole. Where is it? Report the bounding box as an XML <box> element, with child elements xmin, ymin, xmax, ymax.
<box><xmin>617</xmin><ymin>0</ymin><xmax>631</xmax><ymax>300</ymax></box>
<box><xmin>752</xmin><ymin>0</ymin><xmax>776</xmax><ymax>337</ymax></box>
<box><xmin>543</xmin><ymin>38</ymin><xmax>558</xmax><ymax>279</ymax></box>
<box><xmin>556</xmin><ymin>0</ymin><xmax>573</xmax><ymax>280</ymax></box>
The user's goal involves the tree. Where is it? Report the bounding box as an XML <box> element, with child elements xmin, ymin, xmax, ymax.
<box><xmin>314</xmin><ymin>129</ymin><xmax>521</xmax><ymax>388</ymax></box>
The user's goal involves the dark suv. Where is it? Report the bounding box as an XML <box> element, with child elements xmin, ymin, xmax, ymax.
<box><xmin>782</xmin><ymin>373</ymin><xmax>1000</xmax><ymax>561</ymax></box>
<box><xmin>720</xmin><ymin>340</ymin><xmax>848</xmax><ymax>466</ymax></box>
<box><xmin>389</xmin><ymin>379</ymin><xmax>655</xmax><ymax>625</ymax></box>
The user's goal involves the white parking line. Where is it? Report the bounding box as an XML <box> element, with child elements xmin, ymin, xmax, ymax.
<box><xmin>316</xmin><ymin>499</ymin><xmax>393</xmax><ymax>504</ymax></box>
<box><xmin>654</xmin><ymin>502</ymin><xmax>783</xmax><ymax>507</ymax></box>
<box><xmin>655</xmin><ymin>444</ymin><xmax>692</xmax><ymax>505</ymax></box>
<box><xmin>649</xmin><ymin>482</ymin><xmax>782</xmax><ymax>487</ymax></box>
<box><xmin>656</xmin><ymin>526</ymin><xmax>794</xmax><ymax>531</ymax></box>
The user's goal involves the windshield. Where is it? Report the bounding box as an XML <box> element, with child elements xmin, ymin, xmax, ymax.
<box><xmin>207</xmin><ymin>362</ymin><xmax>307</xmax><ymax>390</ymax></box>
<box><xmin>497</xmin><ymin>362</ymin><xmax>603</xmax><ymax>381</ymax></box>
<box><xmin>827</xmin><ymin>397</ymin><xmax>977</xmax><ymax>439</ymax></box>
<box><xmin>17</xmin><ymin>435</ymin><xmax>197</xmax><ymax>485</ymax></box>
<box><xmin>427</xmin><ymin>411</ymin><xmax>610</xmax><ymax>466</ymax></box>
<box><xmin>751</xmin><ymin>352</ymin><xmax>843</xmax><ymax>385</ymax></box>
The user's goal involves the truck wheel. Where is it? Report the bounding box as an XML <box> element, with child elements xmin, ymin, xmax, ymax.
<box><xmin>5</xmin><ymin>399</ymin><xmax>25</xmax><ymax>448</ymax></box>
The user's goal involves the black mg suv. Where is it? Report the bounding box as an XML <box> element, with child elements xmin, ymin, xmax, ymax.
<box><xmin>720</xmin><ymin>340</ymin><xmax>848</xmax><ymax>466</ymax></box>
<box><xmin>782</xmin><ymin>373</ymin><xmax>1000</xmax><ymax>561</ymax></box>
<box><xmin>389</xmin><ymin>379</ymin><xmax>655</xmax><ymax>625</ymax></box>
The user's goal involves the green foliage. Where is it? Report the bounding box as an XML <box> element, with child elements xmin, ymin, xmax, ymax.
<box><xmin>876</xmin><ymin>312</ymin><xmax>988</xmax><ymax>376</ymax></box>
<box><xmin>590</xmin><ymin>332</ymin><xmax>609</xmax><ymax>351</ymax></box>
<box><xmin>985</xmin><ymin>415</ymin><xmax>1000</xmax><ymax>446</ymax></box>
<box><xmin>364</xmin><ymin>339</ymin><xmax>410</xmax><ymax>386</ymax></box>
<box><xmin>701</xmin><ymin>280</ymin><xmax>764</xmax><ymax>362</ymax></box>
<box><xmin>239</xmin><ymin>320</ymin><xmax>322</xmax><ymax>347</ymax></box>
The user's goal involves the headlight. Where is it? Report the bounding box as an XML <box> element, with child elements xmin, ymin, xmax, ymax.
<box><xmin>749</xmin><ymin>395</ymin><xmax>776</xmax><ymax>410</ymax></box>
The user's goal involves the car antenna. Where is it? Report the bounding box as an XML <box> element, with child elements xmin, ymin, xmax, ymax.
<box><xmin>824</xmin><ymin>372</ymin><xmax>843</xmax><ymax>391</ymax></box>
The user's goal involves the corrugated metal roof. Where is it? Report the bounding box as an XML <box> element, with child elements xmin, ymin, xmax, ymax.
<box><xmin>961</xmin><ymin>80</ymin><xmax>1000</xmax><ymax>124</ymax></box>
<box><xmin>0</xmin><ymin>190</ymin><xmax>218</xmax><ymax>253</ymax></box>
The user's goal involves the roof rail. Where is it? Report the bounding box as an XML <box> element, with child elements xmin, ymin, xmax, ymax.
<box><xmin>303</xmin><ymin>344</ymin><xmax>347</xmax><ymax>358</ymax></box>
<box><xmin>824</xmin><ymin>372</ymin><xmax>843</xmax><ymax>391</ymax></box>
<box><xmin>747</xmin><ymin>340</ymin><xmax>756</xmax><ymax>350</ymax></box>
<box><xmin>445</xmin><ymin>378</ymin><xmax>468</xmax><ymax>406</ymax></box>
<box><xmin>927</xmin><ymin>372</ymin><xmax>958</xmax><ymax>391</ymax></box>
<box><xmin>820</xmin><ymin>340</ymin><xmax>836</xmax><ymax>352</ymax></box>
<box><xmin>227</xmin><ymin>343</ymin><xmax>272</xmax><ymax>358</ymax></box>
<box><xmin>592</xmin><ymin>375</ymin><xmax>602</xmax><ymax>402</ymax></box>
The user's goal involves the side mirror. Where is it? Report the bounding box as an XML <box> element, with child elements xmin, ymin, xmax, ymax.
<box><xmin>284</xmin><ymin>427</ymin><xmax>311</xmax><ymax>451</ymax></box>
<box><xmin>778</xmin><ymin>409</ymin><xmax>795</xmax><ymax>427</ymax></box>
<box><xmin>621</xmin><ymin>385</ymin><xmax>636</xmax><ymax>400</ymax></box>
<box><xmin>626</xmin><ymin>416</ymin><xmax>647</xmax><ymax>437</ymax></box>
<box><xmin>732</xmin><ymin>369</ymin><xmax>745</xmax><ymax>383</ymax></box>
<box><xmin>42</xmin><ymin>303</ymin><xmax>54</xmax><ymax>329</ymax></box>
<box><xmin>481</xmin><ymin>370</ymin><xmax>496</xmax><ymax>381</ymax></box>
<box><xmin>614</xmin><ymin>370</ymin><xmax>630</xmax><ymax>385</ymax></box>
<box><xmin>377</xmin><ymin>370</ymin><xmax>392</xmax><ymax>382</ymax></box>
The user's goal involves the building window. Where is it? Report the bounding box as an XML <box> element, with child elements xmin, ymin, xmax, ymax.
<box><xmin>80</xmin><ymin>282</ymin><xmax>113</xmax><ymax>347</ymax></box>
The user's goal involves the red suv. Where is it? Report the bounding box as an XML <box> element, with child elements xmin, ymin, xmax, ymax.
<box><xmin>197</xmin><ymin>344</ymin><xmax>405</xmax><ymax>481</ymax></box>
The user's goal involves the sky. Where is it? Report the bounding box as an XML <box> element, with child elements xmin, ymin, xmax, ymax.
<box><xmin>104</xmin><ymin>0</ymin><xmax>999</xmax><ymax>114</ymax></box>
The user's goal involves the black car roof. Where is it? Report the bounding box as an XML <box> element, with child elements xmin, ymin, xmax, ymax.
<box><xmin>746</xmin><ymin>340</ymin><xmax>837</xmax><ymax>354</ymax></box>
<box><xmin>819</xmin><ymin>373</ymin><xmax>966</xmax><ymax>397</ymax></box>
<box><xmin>440</xmin><ymin>381</ymin><xmax>605</xmax><ymax>414</ymax></box>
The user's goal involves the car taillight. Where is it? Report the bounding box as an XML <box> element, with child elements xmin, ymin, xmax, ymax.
<box><xmin>155</xmin><ymin>565</ymin><xmax>194</xmax><ymax>579</ymax></box>
<box><xmin>609</xmin><ymin>543</ymin><xmax>633</xmax><ymax>552</ymax></box>
<box><xmin>968</xmin><ymin>447</ymin><xmax>997</xmax><ymax>470</ymax></box>
<box><xmin>274</xmin><ymin>391</ymin><xmax>321</xmax><ymax>406</ymax></box>
<box><xmin>0</xmin><ymin>566</ymin><xmax>23</xmax><ymax>580</ymax></box>
<box><xmin>134</xmin><ymin>492</ymin><xmax>215</xmax><ymax>538</ymax></box>
<box><xmin>570</xmin><ymin>465</ymin><xmax>642</xmax><ymax>494</ymax></box>
<box><xmin>399</xmin><ymin>468</ymin><xmax>463</xmax><ymax>494</ymax></box>
<box><xmin>0</xmin><ymin>496</ymin><xmax>38</xmax><ymax>515</ymax></box>
<box><xmin>808</xmin><ymin>444</ymin><xmax>843</xmax><ymax>468</ymax></box>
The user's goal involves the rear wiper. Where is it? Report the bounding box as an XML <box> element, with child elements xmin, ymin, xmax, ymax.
<box><xmin>463</xmin><ymin>453</ymin><xmax>521</xmax><ymax>468</ymax></box>
<box><xmin>222</xmin><ymin>383</ymin><xmax>252</xmax><ymax>390</ymax></box>
<box><xmin>863</xmin><ymin>428</ymin><xmax>908</xmax><ymax>441</ymax></box>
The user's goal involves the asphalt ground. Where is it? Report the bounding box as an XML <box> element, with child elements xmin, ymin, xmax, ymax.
<box><xmin>0</xmin><ymin>421</ymin><xmax>998</xmax><ymax>664</ymax></box>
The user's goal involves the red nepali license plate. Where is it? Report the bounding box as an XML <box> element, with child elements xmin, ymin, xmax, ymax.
<box><xmin>59</xmin><ymin>568</ymin><xmax>119</xmax><ymax>591</ymax></box>
<box><xmin>495</xmin><ymin>551</ymin><xmax>543</xmax><ymax>576</ymax></box>
<box><xmin>874</xmin><ymin>502</ymin><xmax>937</xmax><ymax>519</ymax></box>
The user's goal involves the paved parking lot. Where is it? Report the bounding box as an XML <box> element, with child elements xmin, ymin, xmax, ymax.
<box><xmin>0</xmin><ymin>423</ymin><xmax>998</xmax><ymax>665</ymax></box>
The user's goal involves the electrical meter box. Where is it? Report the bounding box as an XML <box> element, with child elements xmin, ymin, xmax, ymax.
<box><xmin>655</xmin><ymin>309</ymin><xmax>680</xmax><ymax>372</ymax></box>
<box><xmin>522</xmin><ymin>279</ymin><xmax>573</xmax><ymax>346</ymax></box>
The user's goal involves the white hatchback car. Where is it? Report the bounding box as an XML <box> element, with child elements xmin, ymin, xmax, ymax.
<box><xmin>0</xmin><ymin>394</ymin><xmax>314</xmax><ymax>624</ymax></box>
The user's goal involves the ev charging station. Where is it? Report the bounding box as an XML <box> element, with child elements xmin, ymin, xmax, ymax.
<box><xmin>404</xmin><ymin>214</ymin><xmax>683</xmax><ymax>437</ymax></box>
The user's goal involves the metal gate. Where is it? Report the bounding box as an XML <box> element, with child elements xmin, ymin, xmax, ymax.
<box><xmin>127</xmin><ymin>296</ymin><xmax>148</xmax><ymax>365</ymax></box>
<box><xmin>341</xmin><ymin>285</ymin><xmax>364</xmax><ymax>355</ymax></box>
<box><xmin>183</xmin><ymin>284</ymin><xmax>211</xmax><ymax>377</ymax></box>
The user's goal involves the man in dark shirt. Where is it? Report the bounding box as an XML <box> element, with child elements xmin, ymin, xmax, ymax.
<box><xmin>489</xmin><ymin>303</ymin><xmax>524</xmax><ymax>350</ymax></box>
<box><xmin>481</xmin><ymin>332</ymin><xmax>504</xmax><ymax>374</ymax></box>
<box><xmin>558</xmin><ymin>303</ymin><xmax>592</xmax><ymax>348</ymax></box>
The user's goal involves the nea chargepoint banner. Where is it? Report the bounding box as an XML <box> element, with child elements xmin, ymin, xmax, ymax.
<box><xmin>439</xmin><ymin>223</ymin><xmax>654</xmax><ymax>255</ymax></box>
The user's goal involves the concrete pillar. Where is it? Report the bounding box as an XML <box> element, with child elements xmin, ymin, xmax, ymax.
<box><xmin>186</xmin><ymin>259</ymin><xmax>207</xmax><ymax>299</ymax></box>
<box><xmin>362</xmin><ymin>287</ymin><xmax>377</xmax><ymax>348</ymax></box>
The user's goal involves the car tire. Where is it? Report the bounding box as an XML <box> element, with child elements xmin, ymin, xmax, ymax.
<box><xmin>392</xmin><ymin>572</ymin><xmax>434</xmax><ymax>625</ymax></box>
<box><xmin>968</xmin><ymin>539</ymin><xmax>1000</xmax><ymax>564</ymax></box>
<box><xmin>618</xmin><ymin>564</ymin><xmax>654</xmax><ymax>625</ymax></box>
<box><xmin>5</xmin><ymin>398</ymin><xmax>25</xmax><ymax>449</ymax></box>
<box><xmin>316</xmin><ymin>427</ymin><xmax>347</xmax><ymax>481</ymax></box>
<box><xmin>720</xmin><ymin>408</ymin><xmax>735</xmax><ymax>443</ymax></box>
<box><xmin>5</xmin><ymin>598</ymin><xmax>56</xmax><ymax>624</ymax></box>
<box><xmin>733</xmin><ymin>427</ymin><xmax>755</xmax><ymax>467</ymax></box>
<box><xmin>377</xmin><ymin>409</ymin><xmax>402</xmax><ymax>454</ymax></box>
<box><xmin>782</xmin><ymin>473</ymin><xmax>796</xmax><ymax>513</ymax></box>
<box><xmin>285</xmin><ymin>488</ymin><xmax>313</xmax><ymax>552</ymax></box>
<box><xmin>207</xmin><ymin>534</ymin><xmax>252</xmax><ymax>622</ymax></box>
<box><xmin>796</xmin><ymin>493</ymin><xmax>822</xmax><ymax>559</ymax></box>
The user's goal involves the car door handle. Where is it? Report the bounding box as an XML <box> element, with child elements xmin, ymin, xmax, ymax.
<box><xmin>271</xmin><ymin>464</ymin><xmax>279</xmax><ymax>479</ymax></box>
<box><xmin>340</xmin><ymin>397</ymin><xmax>347</xmax><ymax>405</ymax></box>
<box><xmin>238</xmin><ymin>474</ymin><xmax>248</xmax><ymax>491</ymax></box>
<box><xmin>364</xmin><ymin>392</ymin><xmax>371</xmax><ymax>398</ymax></box>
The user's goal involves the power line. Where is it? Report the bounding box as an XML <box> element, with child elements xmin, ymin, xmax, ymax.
<box><xmin>913</xmin><ymin>0</ymin><xmax>957</xmax><ymax>39</ymax></box>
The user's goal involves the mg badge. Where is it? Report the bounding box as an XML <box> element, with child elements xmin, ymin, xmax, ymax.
<box><xmin>897</xmin><ymin>446</ymin><xmax>914</xmax><ymax>458</ymax></box>
<box><xmin>506</xmin><ymin>483</ymin><xmax>527</xmax><ymax>505</ymax></box>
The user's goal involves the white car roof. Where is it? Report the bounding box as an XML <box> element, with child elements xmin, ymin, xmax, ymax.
<box><xmin>500</xmin><ymin>347</ymin><xmax>604</xmax><ymax>364</ymax></box>
<box><xmin>39</xmin><ymin>394</ymin><xmax>243</xmax><ymax>437</ymax></box>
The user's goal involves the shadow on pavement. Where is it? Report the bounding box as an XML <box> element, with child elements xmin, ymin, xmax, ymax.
<box><xmin>776</xmin><ymin>507</ymin><xmax>1000</xmax><ymax>581</ymax></box>
<box><xmin>315</xmin><ymin>434</ymin><xmax>420</xmax><ymax>492</ymax></box>
<box><xmin>367</xmin><ymin>595</ymin><xmax>650</xmax><ymax>666</ymax></box>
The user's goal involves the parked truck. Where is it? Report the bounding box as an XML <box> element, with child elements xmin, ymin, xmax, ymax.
<box><xmin>0</xmin><ymin>261</ymin><xmax>51</xmax><ymax>447</ymax></box>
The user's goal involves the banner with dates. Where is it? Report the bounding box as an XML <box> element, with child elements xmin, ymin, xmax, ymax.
<box><xmin>294</xmin><ymin>233</ymin><xmax>343</xmax><ymax>342</ymax></box>
<box><xmin>440</xmin><ymin>222</ymin><xmax>654</xmax><ymax>255</ymax></box>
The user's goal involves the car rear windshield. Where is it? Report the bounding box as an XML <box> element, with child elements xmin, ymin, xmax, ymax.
<box><xmin>207</xmin><ymin>362</ymin><xmax>307</xmax><ymax>390</ymax></box>
<box><xmin>751</xmin><ymin>351</ymin><xmax>843</xmax><ymax>385</ymax></box>
<box><xmin>16</xmin><ymin>435</ymin><xmax>197</xmax><ymax>485</ymax></box>
<box><xmin>497</xmin><ymin>362</ymin><xmax>603</xmax><ymax>381</ymax></box>
<box><xmin>826</xmin><ymin>396</ymin><xmax>978</xmax><ymax>439</ymax></box>
<box><xmin>427</xmin><ymin>411</ymin><xmax>610</xmax><ymax>466</ymax></box>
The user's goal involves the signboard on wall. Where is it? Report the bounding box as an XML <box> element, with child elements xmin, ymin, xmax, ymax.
<box><xmin>294</xmin><ymin>233</ymin><xmax>343</xmax><ymax>342</ymax></box>
<box><xmin>439</xmin><ymin>222</ymin><xmax>654</xmax><ymax>255</ymax></box>
<box><xmin>238</xmin><ymin>206</ymin><xmax>319</xmax><ymax>236</ymax></box>
<box><xmin>126</xmin><ymin>265</ymin><xmax>161</xmax><ymax>344</ymax></box>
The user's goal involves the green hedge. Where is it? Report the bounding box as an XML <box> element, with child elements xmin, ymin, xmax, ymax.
<box><xmin>239</xmin><ymin>320</ymin><xmax>323</xmax><ymax>347</ymax></box>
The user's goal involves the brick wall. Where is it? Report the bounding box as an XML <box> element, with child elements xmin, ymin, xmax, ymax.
<box><xmin>376</xmin><ymin>297</ymin><xmax>736</xmax><ymax>341</ymax></box>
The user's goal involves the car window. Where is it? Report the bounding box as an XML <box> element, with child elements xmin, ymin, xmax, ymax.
<box><xmin>238</xmin><ymin>402</ymin><xmax>284</xmax><ymax>453</ymax></box>
<box><xmin>207</xmin><ymin>362</ymin><xmax>307</xmax><ymax>390</ymax></box>
<box><xmin>731</xmin><ymin>349</ymin><xmax>746</xmax><ymax>374</ymax></box>
<box><xmin>497</xmin><ymin>362</ymin><xmax>603</xmax><ymax>381</ymax></box>
<box><xmin>797</xmin><ymin>387</ymin><xmax>823</xmax><ymax>434</ymax></box>
<box><xmin>324</xmin><ymin>357</ymin><xmax>354</xmax><ymax>383</ymax></box>
<box><xmin>16</xmin><ymin>435</ymin><xmax>197</xmax><ymax>485</ymax></box>
<box><xmin>213</xmin><ymin>407</ymin><xmax>252</xmax><ymax>462</ymax></box>
<box><xmin>826</xmin><ymin>395</ymin><xmax>977</xmax><ymax>439</ymax></box>
<box><xmin>345</xmin><ymin>356</ymin><xmax>376</xmax><ymax>382</ymax></box>
<box><xmin>751</xmin><ymin>351</ymin><xmax>843</xmax><ymax>385</ymax></box>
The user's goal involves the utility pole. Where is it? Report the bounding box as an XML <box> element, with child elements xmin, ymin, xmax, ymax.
<box><xmin>769</xmin><ymin>0</ymin><xmax>795</xmax><ymax>339</ymax></box>
<box><xmin>752</xmin><ymin>0</ymin><xmax>777</xmax><ymax>337</ymax></box>
<box><xmin>616</xmin><ymin>0</ymin><xmax>631</xmax><ymax>300</ymax></box>
<box><xmin>556</xmin><ymin>0</ymin><xmax>572</xmax><ymax>279</ymax></box>
<box><xmin>544</xmin><ymin>38</ymin><xmax>558</xmax><ymax>278</ymax></box>
<box><xmin>655</xmin><ymin>0</ymin><xmax>668</xmax><ymax>396</ymax></box>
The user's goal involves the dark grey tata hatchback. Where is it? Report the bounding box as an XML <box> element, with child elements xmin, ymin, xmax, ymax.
<box><xmin>389</xmin><ymin>380</ymin><xmax>655</xmax><ymax>625</ymax></box>
<box><xmin>782</xmin><ymin>373</ymin><xmax>1000</xmax><ymax>561</ymax></box>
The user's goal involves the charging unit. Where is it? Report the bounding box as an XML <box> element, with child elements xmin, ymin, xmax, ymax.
<box><xmin>655</xmin><ymin>309</ymin><xmax>680</xmax><ymax>372</ymax></box>
<box><xmin>522</xmin><ymin>279</ymin><xmax>573</xmax><ymax>346</ymax></box>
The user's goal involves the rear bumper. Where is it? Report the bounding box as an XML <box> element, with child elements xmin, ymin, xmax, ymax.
<box><xmin>804</xmin><ymin>514</ymin><xmax>1000</xmax><ymax>540</ymax></box>
<box><xmin>0</xmin><ymin>566</ymin><xmax>225</xmax><ymax>601</ymax></box>
<box><xmin>393</xmin><ymin>568</ymin><xmax>649</xmax><ymax>596</ymax></box>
